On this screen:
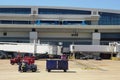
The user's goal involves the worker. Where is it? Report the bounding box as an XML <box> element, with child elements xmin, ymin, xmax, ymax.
<box><xmin>18</xmin><ymin>61</ymin><xmax>22</xmax><ymax>71</ymax></box>
<box><xmin>61</xmin><ymin>54</ymin><xmax>67</xmax><ymax>60</ymax></box>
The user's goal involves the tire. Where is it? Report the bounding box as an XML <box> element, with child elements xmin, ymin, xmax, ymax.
<box><xmin>0</xmin><ymin>51</ymin><xmax>8</xmax><ymax>59</ymax></box>
<box><xmin>22</xmin><ymin>67</ymin><xmax>27</xmax><ymax>72</ymax></box>
<box><xmin>23</xmin><ymin>69</ymin><xmax>27</xmax><ymax>72</ymax></box>
<box><xmin>11</xmin><ymin>62</ymin><xmax>14</xmax><ymax>65</ymax></box>
<box><xmin>64</xmin><ymin>70</ymin><xmax>67</xmax><ymax>72</ymax></box>
<box><xmin>32</xmin><ymin>68</ymin><xmax>37</xmax><ymax>72</ymax></box>
<box><xmin>48</xmin><ymin>69</ymin><xmax>51</xmax><ymax>72</ymax></box>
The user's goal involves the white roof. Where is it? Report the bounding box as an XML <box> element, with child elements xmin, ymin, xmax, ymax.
<box><xmin>0</xmin><ymin>5</ymin><xmax>120</xmax><ymax>14</ymax></box>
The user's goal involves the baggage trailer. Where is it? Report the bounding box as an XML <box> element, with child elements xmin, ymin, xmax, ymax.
<box><xmin>46</xmin><ymin>59</ymin><xmax>68</xmax><ymax>72</ymax></box>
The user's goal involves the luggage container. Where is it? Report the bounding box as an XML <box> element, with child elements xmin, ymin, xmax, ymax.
<box><xmin>46</xmin><ymin>59</ymin><xmax>68</xmax><ymax>72</ymax></box>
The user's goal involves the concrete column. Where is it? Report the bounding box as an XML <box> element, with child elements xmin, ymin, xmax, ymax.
<box><xmin>31</xmin><ymin>7</ymin><xmax>38</xmax><ymax>14</ymax></box>
<box><xmin>92</xmin><ymin>33</ymin><xmax>101</xmax><ymax>45</ymax></box>
<box><xmin>92</xmin><ymin>33</ymin><xmax>101</xmax><ymax>57</ymax></box>
<box><xmin>29</xmin><ymin>32</ymin><xmax>38</xmax><ymax>43</ymax></box>
<box><xmin>91</xmin><ymin>21</ymin><xmax>98</xmax><ymax>25</ymax></box>
<box><xmin>91</xmin><ymin>10</ymin><xmax>99</xmax><ymax>25</ymax></box>
<box><xmin>91</xmin><ymin>10</ymin><xmax>99</xmax><ymax>15</ymax></box>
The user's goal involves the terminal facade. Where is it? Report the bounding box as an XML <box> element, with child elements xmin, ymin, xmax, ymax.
<box><xmin>0</xmin><ymin>6</ymin><xmax>120</xmax><ymax>47</ymax></box>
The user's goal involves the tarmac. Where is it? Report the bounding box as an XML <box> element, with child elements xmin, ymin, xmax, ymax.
<box><xmin>0</xmin><ymin>59</ymin><xmax>120</xmax><ymax>80</ymax></box>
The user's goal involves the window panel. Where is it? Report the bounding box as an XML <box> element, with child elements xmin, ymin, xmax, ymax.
<box><xmin>99</xmin><ymin>12</ymin><xmax>120</xmax><ymax>25</ymax></box>
<box><xmin>0</xmin><ymin>20</ymin><xmax>31</xmax><ymax>24</ymax></box>
<box><xmin>38</xmin><ymin>8</ymin><xmax>91</xmax><ymax>15</ymax></box>
<box><xmin>0</xmin><ymin>8</ymin><xmax>31</xmax><ymax>14</ymax></box>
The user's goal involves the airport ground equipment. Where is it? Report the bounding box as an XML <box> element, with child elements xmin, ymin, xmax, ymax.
<box><xmin>10</xmin><ymin>54</ymin><xmax>22</xmax><ymax>65</ymax></box>
<box><xmin>18</xmin><ymin>56</ymin><xmax>37</xmax><ymax>72</ymax></box>
<box><xmin>46</xmin><ymin>59</ymin><xmax>68</xmax><ymax>72</ymax></box>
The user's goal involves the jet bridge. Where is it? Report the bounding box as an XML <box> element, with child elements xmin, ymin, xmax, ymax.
<box><xmin>0</xmin><ymin>42</ymin><xmax>57</xmax><ymax>54</ymax></box>
<box><xmin>70</xmin><ymin>42</ymin><xmax>120</xmax><ymax>53</ymax></box>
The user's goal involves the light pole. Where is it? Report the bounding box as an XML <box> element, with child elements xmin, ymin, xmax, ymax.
<box><xmin>33</xmin><ymin>39</ymin><xmax>37</xmax><ymax>56</ymax></box>
<box><xmin>58</xmin><ymin>42</ymin><xmax>63</xmax><ymax>55</ymax></box>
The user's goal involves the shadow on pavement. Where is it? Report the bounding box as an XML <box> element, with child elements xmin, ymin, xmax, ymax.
<box><xmin>19</xmin><ymin>70</ymin><xmax>40</xmax><ymax>73</ymax></box>
<box><xmin>48</xmin><ymin>70</ymin><xmax>76</xmax><ymax>73</ymax></box>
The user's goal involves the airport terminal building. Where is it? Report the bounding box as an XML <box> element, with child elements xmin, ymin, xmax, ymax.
<box><xmin>0</xmin><ymin>6</ymin><xmax>120</xmax><ymax>47</ymax></box>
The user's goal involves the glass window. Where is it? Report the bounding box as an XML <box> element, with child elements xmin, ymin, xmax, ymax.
<box><xmin>35</xmin><ymin>20</ymin><xmax>91</xmax><ymax>25</ymax></box>
<box><xmin>0</xmin><ymin>8</ymin><xmax>31</xmax><ymax>14</ymax></box>
<box><xmin>63</xmin><ymin>21</ymin><xmax>91</xmax><ymax>25</ymax></box>
<box><xmin>0</xmin><ymin>20</ymin><xmax>12</xmax><ymax>24</ymax></box>
<box><xmin>40</xmin><ymin>20</ymin><xmax>59</xmax><ymax>25</ymax></box>
<box><xmin>38</xmin><ymin>8</ymin><xmax>91</xmax><ymax>15</ymax></box>
<box><xmin>0</xmin><ymin>20</ymin><xmax>31</xmax><ymax>24</ymax></box>
<box><xmin>13</xmin><ymin>21</ymin><xmax>31</xmax><ymax>24</ymax></box>
<box><xmin>99</xmin><ymin>12</ymin><xmax>120</xmax><ymax>25</ymax></box>
<box><xmin>101</xmin><ymin>33</ymin><xmax>120</xmax><ymax>41</ymax></box>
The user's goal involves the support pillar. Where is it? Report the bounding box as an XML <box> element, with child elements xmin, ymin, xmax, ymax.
<box><xmin>92</xmin><ymin>32</ymin><xmax>101</xmax><ymax>57</ymax></box>
<box><xmin>29</xmin><ymin>32</ymin><xmax>38</xmax><ymax>55</ymax></box>
<box><xmin>92</xmin><ymin>32</ymin><xmax>101</xmax><ymax>45</ymax></box>
<box><xmin>29</xmin><ymin>32</ymin><xmax>38</xmax><ymax>43</ymax></box>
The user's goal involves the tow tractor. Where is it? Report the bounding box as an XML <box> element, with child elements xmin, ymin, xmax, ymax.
<box><xmin>18</xmin><ymin>56</ymin><xmax>37</xmax><ymax>72</ymax></box>
<box><xmin>10</xmin><ymin>54</ymin><xmax>22</xmax><ymax>65</ymax></box>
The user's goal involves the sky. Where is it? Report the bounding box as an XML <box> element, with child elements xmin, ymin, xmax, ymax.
<box><xmin>0</xmin><ymin>0</ymin><xmax>119</xmax><ymax>10</ymax></box>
